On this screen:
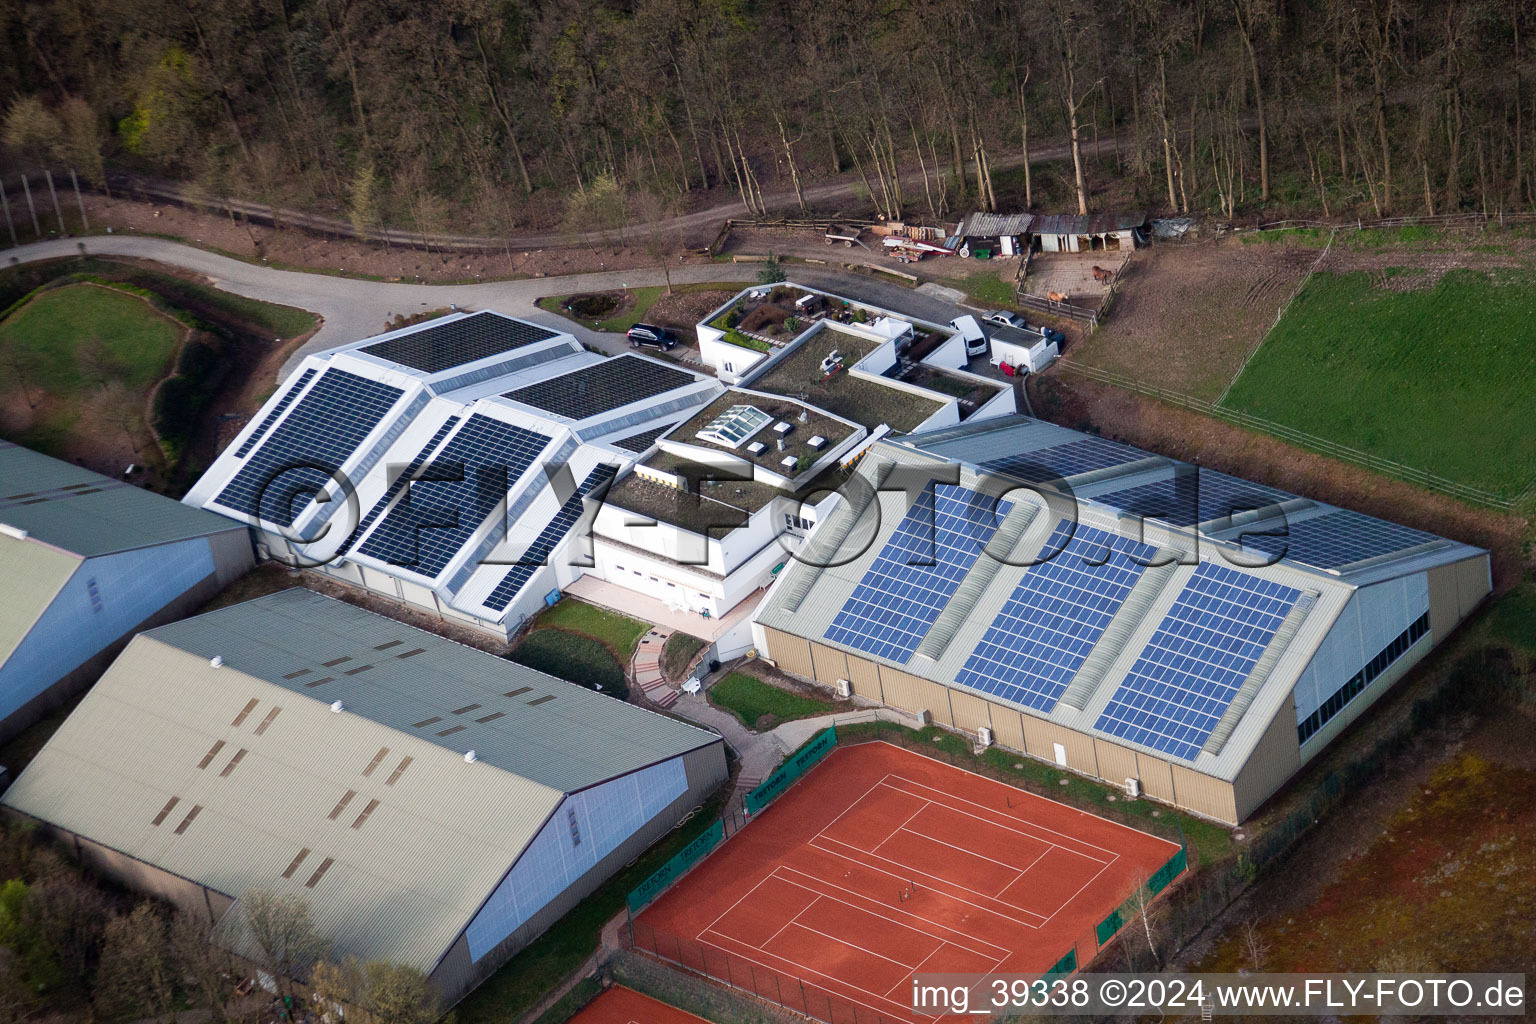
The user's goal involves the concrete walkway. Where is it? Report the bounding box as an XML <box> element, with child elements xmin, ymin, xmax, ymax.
<box><xmin>5</xmin><ymin>235</ymin><xmax>976</xmax><ymax>382</ymax></box>
<box><xmin>631</xmin><ymin>625</ymin><xmax>678</xmax><ymax>708</ymax></box>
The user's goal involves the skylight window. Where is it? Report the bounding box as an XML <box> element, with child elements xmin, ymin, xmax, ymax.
<box><xmin>695</xmin><ymin>405</ymin><xmax>773</xmax><ymax>448</ymax></box>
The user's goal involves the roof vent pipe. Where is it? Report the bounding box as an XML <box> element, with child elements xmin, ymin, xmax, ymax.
<box><xmin>209</xmin><ymin>656</ymin><xmax>223</xmax><ymax>669</ymax></box>
<box><xmin>464</xmin><ymin>750</ymin><xmax>478</xmax><ymax>763</ymax></box>
<box><xmin>0</xmin><ymin>523</ymin><xmax>29</xmax><ymax>540</ymax></box>
<box><xmin>330</xmin><ymin>700</ymin><xmax>345</xmax><ymax>713</ymax></box>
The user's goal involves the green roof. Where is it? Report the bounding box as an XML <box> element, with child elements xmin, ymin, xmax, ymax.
<box><xmin>144</xmin><ymin>588</ymin><xmax>719</xmax><ymax>793</ymax></box>
<box><xmin>0</xmin><ymin>442</ymin><xmax>239</xmax><ymax>557</ymax></box>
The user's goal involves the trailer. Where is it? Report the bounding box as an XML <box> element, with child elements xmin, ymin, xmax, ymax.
<box><xmin>824</xmin><ymin>225</ymin><xmax>870</xmax><ymax>249</ymax></box>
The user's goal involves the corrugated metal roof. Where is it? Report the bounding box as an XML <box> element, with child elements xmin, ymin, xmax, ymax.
<box><xmin>0</xmin><ymin>535</ymin><xmax>79</xmax><ymax>667</ymax></box>
<box><xmin>0</xmin><ymin>442</ymin><xmax>240</xmax><ymax>556</ymax></box>
<box><xmin>761</xmin><ymin>423</ymin><xmax>1485</xmax><ymax>781</ymax></box>
<box><xmin>1030</xmin><ymin>212</ymin><xmax>1148</xmax><ymax>237</ymax></box>
<box><xmin>2</xmin><ymin>588</ymin><xmax>723</xmax><ymax>974</ymax></box>
<box><xmin>146</xmin><ymin>589</ymin><xmax>719</xmax><ymax>793</ymax></box>
<box><xmin>2</xmin><ymin>638</ymin><xmax>563</xmax><ymax>973</ymax></box>
<box><xmin>955</xmin><ymin>212</ymin><xmax>1035</xmax><ymax>238</ymax></box>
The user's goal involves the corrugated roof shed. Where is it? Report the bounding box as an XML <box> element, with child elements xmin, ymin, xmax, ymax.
<box><xmin>1030</xmin><ymin>212</ymin><xmax>1149</xmax><ymax>236</ymax></box>
<box><xmin>2</xmin><ymin>588</ymin><xmax>722</xmax><ymax>974</ymax></box>
<box><xmin>955</xmin><ymin>212</ymin><xmax>1036</xmax><ymax>237</ymax></box>
<box><xmin>0</xmin><ymin>441</ymin><xmax>239</xmax><ymax>557</ymax></box>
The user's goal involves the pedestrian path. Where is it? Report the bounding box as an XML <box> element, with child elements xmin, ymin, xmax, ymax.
<box><xmin>632</xmin><ymin>626</ymin><xmax>678</xmax><ymax>708</ymax></box>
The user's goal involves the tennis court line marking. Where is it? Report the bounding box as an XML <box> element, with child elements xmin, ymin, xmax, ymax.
<box><xmin>774</xmin><ymin>865</ymin><xmax>1009</xmax><ymax>960</ymax></box>
<box><xmin>811</xmin><ymin>832</ymin><xmax>1051</xmax><ymax>927</ymax></box>
<box><xmin>882</xmin><ymin>938</ymin><xmax>1010</xmax><ymax>1000</ymax></box>
<box><xmin>699</xmin><ymin>920</ymin><xmax>941</xmax><ymax>1024</ymax></box>
<box><xmin>880</xmin><ymin>813</ymin><xmax>1050</xmax><ymax>880</ymax></box>
<box><xmin>880</xmin><ymin>775</ymin><xmax>1118</xmax><ymax>864</ymax></box>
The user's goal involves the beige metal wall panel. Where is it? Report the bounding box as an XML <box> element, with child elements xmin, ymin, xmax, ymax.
<box><xmin>1455</xmin><ymin>554</ymin><xmax>1491</xmax><ymax>616</ymax></box>
<box><xmin>1426</xmin><ymin>562</ymin><xmax>1461</xmax><ymax>642</ymax></box>
<box><xmin>1232</xmin><ymin>693</ymin><xmax>1304</xmax><ymax>821</ymax></box>
<box><xmin>877</xmin><ymin>666</ymin><xmax>953</xmax><ymax>726</ymax></box>
<box><xmin>1019</xmin><ymin>716</ymin><xmax>1098</xmax><ymax>775</ymax></box>
<box><xmin>1093</xmin><ymin>740</ymin><xmax>1139</xmax><ymax>789</ymax></box>
<box><xmin>763</xmin><ymin>627</ymin><xmax>814</xmax><ymax>680</ymax></box>
<box><xmin>984</xmin><ymin>702</ymin><xmax>1025</xmax><ymax>751</ymax></box>
<box><xmin>949</xmin><ymin>689</ymin><xmax>993</xmax><ymax>734</ymax></box>
<box><xmin>1134</xmin><ymin>753</ymin><xmax>1176</xmax><ymax>803</ymax></box>
<box><xmin>845</xmin><ymin>655</ymin><xmax>883</xmax><ymax>701</ymax></box>
<box><xmin>1168</xmin><ymin>764</ymin><xmax>1238</xmax><ymax>824</ymax></box>
<box><xmin>361</xmin><ymin>565</ymin><xmax>401</xmax><ymax>599</ymax></box>
<box><xmin>809</xmin><ymin>642</ymin><xmax>850</xmax><ymax>686</ymax></box>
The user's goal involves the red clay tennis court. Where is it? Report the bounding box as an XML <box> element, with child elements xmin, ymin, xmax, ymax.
<box><xmin>633</xmin><ymin>741</ymin><xmax>1181</xmax><ymax>1023</ymax></box>
<box><xmin>567</xmin><ymin>986</ymin><xmax>710</xmax><ymax>1024</ymax></box>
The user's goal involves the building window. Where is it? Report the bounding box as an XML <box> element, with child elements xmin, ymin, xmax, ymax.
<box><xmin>1298</xmin><ymin>612</ymin><xmax>1430</xmax><ymax>745</ymax></box>
<box><xmin>87</xmin><ymin>578</ymin><xmax>102</xmax><ymax>614</ymax></box>
<box><xmin>783</xmin><ymin>513</ymin><xmax>814</xmax><ymax>532</ymax></box>
<box><xmin>567</xmin><ymin>805</ymin><xmax>582</xmax><ymax>848</ymax></box>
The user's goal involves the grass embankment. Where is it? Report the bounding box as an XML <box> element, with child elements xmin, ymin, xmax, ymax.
<box><xmin>508</xmin><ymin>630</ymin><xmax>628</xmax><ymax>699</ymax></box>
<box><xmin>707</xmin><ymin>671</ymin><xmax>838</xmax><ymax>731</ymax></box>
<box><xmin>538</xmin><ymin>281</ymin><xmax>749</xmax><ymax>334</ymax></box>
<box><xmin>660</xmin><ymin>632</ymin><xmax>706</xmax><ymax>681</ymax></box>
<box><xmin>1221</xmin><ymin>268</ymin><xmax>1536</xmax><ymax>497</ymax></box>
<box><xmin>0</xmin><ymin>282</ymin><xmax>181</xmax><ymax>393</ymax></box>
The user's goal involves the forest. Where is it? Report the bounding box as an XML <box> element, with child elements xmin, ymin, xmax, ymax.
<box><xmin>0</xmin><ymin>0</ymin><xmax>1532</xmax><ymax>235</ymax></box>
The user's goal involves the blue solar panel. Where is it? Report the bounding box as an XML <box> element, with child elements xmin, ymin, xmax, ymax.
<box><xmin>215</xmin><ymin>370</ymin><xmax>404</xmax><ymax>527</ymax></box>
<box><xmin>980</xmin><ymin>436</ymin><xmax>1147</xmax><ymax>483</ymax></box>
<box><xmin>1239</xmin><ymin>509</ymin><xmax>1438</xmax><ymax>569</ymax></box>
<box><xmin>1095</xmin><ymin>563</ymin><xmax>1301</xmax><ymax>760</ymax></box>
<box><xmin>1095</xmin><ymin>468</ymin><xmax>1293</xmax><ymax>527</ymax></box>
<box><xmin>336</xmin><ymin>416</ymin><xmax>461</xmax><ymax>556</ymax></box>
<box><xmin>356</xmin><ymin>414</ymin><xmax>551</xmax><ymax>579</ymax></box>
<box><xmin>235</xmin><ymin>368</ymin><xmax>316</xmax><ymax>458</ymax></box>
<box><xmin>483</xmin><ymin>464</ymin><xmax>618</xmax><ymax>612</ymax></box>
<box><xmin>954</xmin><ymin>523</ymin><xmax>1157</xmax><ymax>713</ymax></box>
<box><xmin>823</xmin><ymin>484</ymin><xmax>1011</xmax><ymax>663</ymax></box>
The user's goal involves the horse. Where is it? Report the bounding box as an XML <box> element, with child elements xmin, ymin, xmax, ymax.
<box><xmin>1046</xmin><ymin>290</ymin><xmax>1069</xmax><ymax>303</ymax></box>
<box><xmin>1092</xmin><ymin>265</ymin><xmax>1114</xmax><ymax>284</ymax></box>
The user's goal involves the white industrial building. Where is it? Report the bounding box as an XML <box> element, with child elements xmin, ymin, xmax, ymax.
<box><xmin>1</xmin><ymin>589</ymin><xmax>726</xmax><ymax>1004</ymax></box>
<box><xmin>752</xmin><ymin>416</ymin><xmax>1489</xmax><ymax>824</ymax></box>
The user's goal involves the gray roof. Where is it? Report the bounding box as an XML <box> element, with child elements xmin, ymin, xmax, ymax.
<box><xmin>0</xmin><ymin>442</ymin><xmax>241</xmax><ymax>557</ymax></box>
<box><xmin>956</xmin><ymin>212</ymin><xmax>1035</xmax><ymax>237</ymax></box>
<box><xmin>1030</xmin><ymin>212</ymin><xmax>1148</xmax><ymax>236</ymax></box>
<box><xmin>2</xmin><ymin>588</ymin><xmax>721</xmax><ymax>975</ymax></box>
<box><xmin>147</xmin><ymin>588</ymin><xmax>718</xmax><ymax>793</ymax></box>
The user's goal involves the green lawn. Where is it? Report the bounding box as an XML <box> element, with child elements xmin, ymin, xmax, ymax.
<box><xmin>533</xmin><ymin>599</ymin><xmax>649</xmax><ymax>658</ymax></box>
<box><xmin>708</xmin><ymin>671</ymin><xmax>837</xmax><ymax>731</ymax></box>
<box><xmin>660</xmin><ymin>632</ymin><xmax>706</xmax><ymax>680</ymax></box>
<box><xmin>507</xmin><ymin>629</ymin><xmax>629</xmax><ymax>700</ymax></box>
<box><xmin>1482</xmin><ymin>583</ymin><xmax>1536</xmax><ymax>654</ymax></box>
<box><xmin>0</xmin><ymin>283</ymin><xmax>181</xmax><ymax>393</ymax></box>
<box><xmin>1220</xmin><ymin>269</ymin><xmax>1536</xmax><ymax>498</ymax></box>
<box><xmin>955</xmin><ymin>267</ymin><xmax>1019</xmax><ymax>308</ymax></box>
<box><xmin>537</xmin><ymin>281</ymin><xmax>750</xmax><ymax>334</ymax></box>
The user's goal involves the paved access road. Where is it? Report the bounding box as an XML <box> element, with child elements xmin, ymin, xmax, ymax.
<box><xmin>6</xmin><ymin>236</ymin><xmax>975</xmax><ymax>381</ymax></box>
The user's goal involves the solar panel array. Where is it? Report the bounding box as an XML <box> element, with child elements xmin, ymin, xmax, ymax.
<box><xmin>360</xmin><ymin>312</ymin><xmax>559</xmax><ymax>374</ymax></box>
<box><xmin>482</xmin><ymin>464</ymin><xmax>618</xmax><ymax>612</ymax></box>
<box><xmin>337</xmin><ymin>416</ymin><xmax>461</xmax><ymax>556</ymax></box>
<box><xmin>611</xmin><ymin>424</ymin><xmax>670</xmax><ymax>453</ymax></box>
<box><xmin>1239</xmin><ymin>508</ymin><xmax>1439</xmax><ymax>569</ymax></box>
<box><xmin>215</xmin><ymin>370</ymin><xmax>404</xmax><ymax>527</ymax></box>
<box><xmin>823</xmin><ymin>483</ymin><xmax>1010</xmax><ymax>663</ymax></box>
<box><xmin>1095</xmin><ymin>468</ymin><xmax>1293</xmax><ymax>527</ymax></box>
<box><xmin>954</xmin><ymin>523</ymin><xmax>1157</xmax><ymax>713</ymax></box>
<box><xmin>980</xmin><ymin>436</ymin><xmax>1147</xmax><ymax>483</ymax></box>
<box><xmin>1095</xmin><ymin>562</ymin><xmax>1301</xmax><ymax>760</ymax></box>
<box><xmin>503</xmin><ymin>356</ymin><xmax>696</xmax><ymax>421</ymax></box>
<box><xmin>356</xmin><ymin>414</ymin><xmax>551</xmax><ymax>579</ymax></box>
<box><xmin>235</xmin><ymin>368</ymin><xmax>316</xmax><ymax>458</ymax></box>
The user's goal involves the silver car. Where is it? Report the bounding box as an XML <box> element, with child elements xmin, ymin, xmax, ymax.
<box><xmin>983</xmin><ymin>310</ymin><xmax>1028</xmax><ymax>331</ymax></box>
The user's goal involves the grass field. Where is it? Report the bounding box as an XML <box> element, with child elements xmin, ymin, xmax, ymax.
<box><xmin>507</xmin><ymin>629</ymin><xmax>628</xmax><ymax>700</ymax></box>
<box><xmin>1220</xmin><ymin>268</ymin><xmax>1536</xmax><ymax>498</ymax></box>
<box><xmin>0</xmin><ymin>283</ymin><xmax>181</xmax><ymax>393</ymax></box>
<box><xmin>708</xmin><ymin>671</ymin><xmax>836</xmax><ymax>730</ymax></box>
<box><xmin>538</xmin><ymin>281</ymin><xmax>749</xmax><ymax>333</ymax></box>
<box><xmin>533</xmin><ymin>599</ymin><xmax>648</xmax><ymax>657</ymax></box>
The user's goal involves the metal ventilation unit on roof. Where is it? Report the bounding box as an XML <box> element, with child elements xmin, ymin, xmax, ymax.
<box><xmin>330</xmin><ymin>700</ymin><xmax>346</xmax><ymax>713</ymax></box>
<box><xmin>747</xmin><ymin>441</ymin><xmax>768</xmax><ymax>456</ymax></box>
<box><xmin>807</xmin><ymin>435</ymin><xmax>827</xmax><ymax>451</ymax></box>
<box><xmin>773</xmin><ymin>421</ymin><xmax>794</xmax><ymax>436</ymax></box>
<box><xmin>209</xmin><ymin>656</ymin><xmax>223</xmax><ymax>669</ymax></box>
<box><xmin>779</xmin><ymin>456</ymin><xmax>798</xmax><ymax>471</ymax></box>
<box><xmin>464</xmin><ymin>749</ymin><xmax>478</xmax><ymax>763</ymax></box>
<box><xmin>0</xmin><ymin>523</ymin><xmax>29</xmax><ymax>541</ymax></box>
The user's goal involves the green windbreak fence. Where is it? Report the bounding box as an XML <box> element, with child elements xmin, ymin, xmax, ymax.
<box><xmin>626</xmin><ymin>819</ymin><xmax>724</xmax><ymax>915</ymax></box>
<box><xmin>746</xmin><ymin>725</ymin><xmax>838</xmax><ymax>815</ymax></box>
<box><xmin>1046</xmin><ymin>949</ymin><xmax>1077</xmax><ymax>976</ymax></box>
<box><xmin>1094</xmin><ymin>843</ymin><xmax>1188</xmax><ymax>946</ymax></box>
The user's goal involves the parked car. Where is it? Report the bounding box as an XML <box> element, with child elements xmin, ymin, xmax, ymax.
<box><xmin>626</xmin><ymin>323</ymin><xmax>679</xmax><ymax>350</ymax></box>
<box><xmin>982</xmin><ymin>310</ymin><xmax>1028</xmax><ymax>331</ymax></box>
